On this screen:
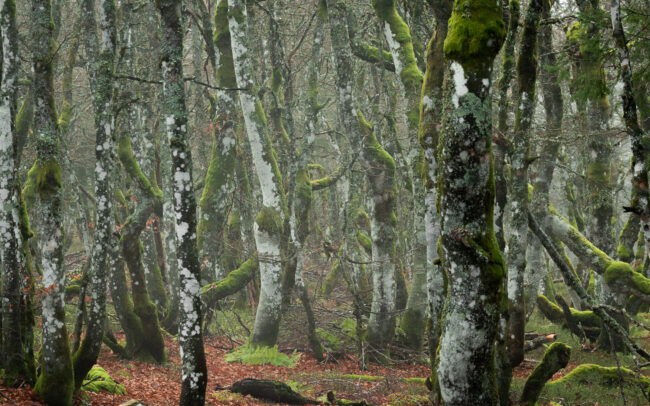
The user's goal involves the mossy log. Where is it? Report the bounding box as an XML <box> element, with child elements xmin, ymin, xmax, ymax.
<box><xmin>520</xmin><ymin>342</ymin><xmax>571</xmax><ymax>405</ymax></box>
<box><xmin>229</xmin><ymin>379</ymin><xmax>318</xmax><ymax>405</ymax></box>
<box><xmin>545</xmin><ymin>364</ymin><xmax>650</xmax><ymax>394</ymax></box>
<box><xmin>524</xmin><ymin>334</ymin><xmax>557</xmax><ymax>352</ymax></box>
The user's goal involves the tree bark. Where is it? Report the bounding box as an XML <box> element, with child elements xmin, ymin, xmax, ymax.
<box><xmin>436</xmin><ymin>0</ymin><xmax>506</xmax><ymax>402</ymax></box>
<box><xmin>157</xmin><ymin>0</ymin><xmax>208</xmax><ymax>403</ymax></box>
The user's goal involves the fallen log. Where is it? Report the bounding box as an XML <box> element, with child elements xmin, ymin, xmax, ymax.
<box><xmin>228</xmin><ymin>378</ymin><xmax>319</xmax><ymax>405</ymax></box>
<box><xmin>524</xmin><ymin>333</ymin><xmax>557</xmax><ymax>352</ymax></box>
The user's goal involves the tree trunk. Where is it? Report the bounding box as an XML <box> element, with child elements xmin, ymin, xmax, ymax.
<box><xmin>31</xmin><ymin>0</ymin><xmax>74</xmax><ymax>402</ymax></box>
<box><xmin>0</xmin><ymin>0</ymin><xmax>34</xmax><ymax>385</ymax></box>
<box><xmin>436</xmin><ymin>0</ymin><xmax>505</xmax><ymax>402</ymax></box>
<box><xmin>499</xmin><ymin>0</ymin><xmax>543</xmax><ymax>400</ymax></box>
<box><xmin>72</xmin><ymin>0</ymin><xmax>118</xmax><ymax>392</ymax></box>
<box><xmin>228</xmin><ymin>0</ymin><xmax>287</xmax><ymax>348</ymax></box>
<box><xmin>157</xmin><ymin>0</ymin><xmax>208</xmax><ymax>403</ymax></box>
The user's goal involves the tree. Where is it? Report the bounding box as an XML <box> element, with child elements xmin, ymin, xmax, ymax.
<box><xmin>435</xmin><ymin>0</ymin><xmax>505</xmax><ymax>403</ymax></box>
<box><xmin>31</xmin><ymin>0</ymin><xmax>75</xmax><ymax>403</ymax></box>
<box><xmin>156</xmin><ymin>0</ymin><xmax>207</xmax><ymax>403</ymax></box>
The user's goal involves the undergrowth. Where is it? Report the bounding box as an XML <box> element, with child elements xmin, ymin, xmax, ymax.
<box><xmin>225</xmin><ymin>344</ymin><xmax>301</xmax><ymax>367</ymax></box>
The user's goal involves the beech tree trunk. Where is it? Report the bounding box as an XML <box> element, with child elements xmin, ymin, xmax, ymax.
<box><xmin>436</xmin><ymin>0</ymin><xmax>505</xmax><ymax>402</ymax></box>
<box><xmin>31</xmin><ymin>0</ymin><xmax>74</xmax><ymax>402</ymax></box>
<box><xmin>157</xmin><ymin>0</ymin><xmax>208</xmax><ymax>403</ymax></box>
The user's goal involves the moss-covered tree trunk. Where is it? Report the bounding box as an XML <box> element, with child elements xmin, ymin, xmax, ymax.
<box><xmin>524</xmin><ymin>0</ymin><xmax>564</xmax><ymax>315</ymax></box>
<box><xmin>157</xmin><ymin>0</ymin><xmax>208</xmax><ymax>403</ymax></box>
<box><xmin>494</xmin><ymin>0</ymin><xmax>519</xmax><ymax>251</ymax></box>
<box><xmin>30</xmin><ymin>0</ymin><xmax>74</xmax><ymax>403</ymax></box>
<box><xmin>228</xmin><ymin>0</ymin><xmax>287</xmax><ymax>348</ymax></box>
<box><xmin>610</xmin><ymin>0</ymin><xmax>650</xmax><ymax>273</ymax></box>
<box><xmin>197</xmin><ymin>0</ymin><xmax>237</xmax><ymax>289</ymax></box>
<box><xmin>436</xmin><ymin>0</ymin><xmax>505</xmax><ymax>402</ymax></box>
<box><xmin>418</xmin><ymin>0</ymin><xmax>451</xmax><ymax>393</ymax></box>
<box><xmin>71</xmin><ymin>0</ymin><xmax>118</xmax><ymax>392</ymax></box>
<box><xmin>326</xmin><ymin>0</ymin><xmax>397</xmax><ymax>359</ymax></box>
<box><xmin>0</xmin><ymin>0</ymin><xmax>34</xmax><ymax>385</ymax></box>
<box><xmin>373</xmin><ymin>0</ymin><xmax>428</xmax><ymax>352</ymax></box>
<box><xmin>499</xmin><ymin>0</ymin><xmax>543</xmax><ymax>400</ymax></box>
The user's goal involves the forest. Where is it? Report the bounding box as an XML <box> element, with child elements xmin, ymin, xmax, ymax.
<box><xmin>1</xmin><ymin>0</ymin><xmax>650</xmax><ymax>404</ymax></box>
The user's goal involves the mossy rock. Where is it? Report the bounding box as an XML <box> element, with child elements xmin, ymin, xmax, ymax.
<box><xmin>82</xmin><ymin>366</ymin><xmax>127</xmax><ymax>395</ymax></box>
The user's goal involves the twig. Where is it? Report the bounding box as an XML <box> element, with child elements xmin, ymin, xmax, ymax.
<box><xmin>0</xmin><ymin>388</ymin><xmax>18</xmax><ymax>406</ymax></box>
<box><xmin>114</xmin><ymin>73</ymin><xmax>248</xmax><ymax>91</ymax></box>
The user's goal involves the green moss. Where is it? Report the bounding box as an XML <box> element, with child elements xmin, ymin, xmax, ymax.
<box><xmin>520</xmin><ymin>342</ymin><xmax>571</xmax><ymax>405</ymax></box>
<box><xmin>604</xmin><ymin>261</ymin><xmax>650</xmax><ymax>295</ymax></box>
<box><xmin>214</xmin><ymin>0</ymin><xmax>236</xmax><ymax>87</ymax></box>
<box><xmin>536</xmin><ymin>294</ymin><xmax>601</xmax><ymax>328</ymax></box>
<box><xmin>255</xmin><ymin>206</ymin><xmax>283</xmax><ymax>236</ymax></box>
<box><xmin>226</xmin><ymin>344</ymin><xmax>300</xmax><ymax>368</ymax></box>
<box><xmin>82</xmin><ymin>366</ymin><xmax>126</xmax><ymax>395</ymax></box>
<box><xmin>35</xmin><ymin>159</ymin><xmax>62</xmax><ymax>198</ymax></box>
<box><xmin>322</xmin><ymin>258</ymin><xmax>341</xmax><ymax>295</ymax></box>
<box><xmin>547</xmin><ymin>364</ymin><xmax>650</xmax><ymax>392</ymax></box>
<box><xmin>201</xmin><ymin>255</ymin><xmax>257</xmax><ymax>299</ymax></box>
<box><xmin>118</xmin><ymin>136</ymin><xmax>161</xmax><ymax>199</ymax></box>
<box><xmin>443</xmin><ymin>0</ymin><xmax>506</xmax><ymax>71</ymax></box>
<box><xmin>617</xmin><ymin>243</ymin><xmax>632</xmax><ymax>262</ymax></box>
<box><xmin>358</xmin><ymin>111</ymin><xmax>396</xmax><ymax>172</ymax></box>
<box><xmin>19</xmin><ymin>198</ymin><xmax>34</xmax><ymax>240</ymax></box>
<box><xmin>356</xmin><ymin>231</ymin><xmax>372</xmax><ymax>255</ymax></box>
<box><xmin>587</xmin><ymin>269</ymin><xmax>596</xmax><ymax>298</ymax></box>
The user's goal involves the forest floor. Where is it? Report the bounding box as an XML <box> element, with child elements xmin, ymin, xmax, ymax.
<box><xmin>0</xmin><ymin>331</ymin><xmax>430</xmax><ymax>405</ymax></box>
<box><xmin>3</xmin><ymin>253</ymin><xmax>650</xmax><ymax>405</ymax></box>
<box><xmin>3</xmin><ymin>310</ymin><xmax>650</xmax><ymax>405</ymax></box>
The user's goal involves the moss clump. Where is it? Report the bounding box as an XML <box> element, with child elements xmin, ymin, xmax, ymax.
<box><xmin>443</xmin><ymin>0</ymin><xmax>506</xmax><ymax>71</ymax></box>
<box><xmin>225</xmin><ymin>345</ymin><xmax>300</xmax><ymax>368</ymax></box>
<box><xmin>35</xmin><ymin>159</ymin><xmax>62</xmax><ymax>198</ymax></box>
<box><xmin>82</xmin><ymin>366</ymin><xmax>127</xmax><ymax>395</ymax></box>
<box><xmin>536</xmin><ymin>294</ymin><xmax>601</xmax><ymax>328</ymax></box>
<box><xmin>604</xmin><ymin>261</ymin><xmax>650</xmax><ymax>295</ymax></box>
<box><xmin>617</xmin><ymin>243</ymin><xmax>631</xmax><ymax>262</ymax></box>
<box><xmin>356</xmin><ymin>231</ymin><xmax>372</xmax><ymax>255</ymax></box>
<box><xmin>255</xmin><ymin>206</ymin><xmax>283</xmax><ymax>236</ymax></box>
<box><xmin>546</xmin><ymin>364</ymin><xmax>650</xmax><ymax>393</ymax></box>
<box><xmin>201</xmin><ymin>255</ymin><xmax>257</xmax><ymax>299</ymax></box>
<box><xmin>117</xmin><ymin>136</ymin><xmax>161</xmax><ymax>199</ymax></box>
